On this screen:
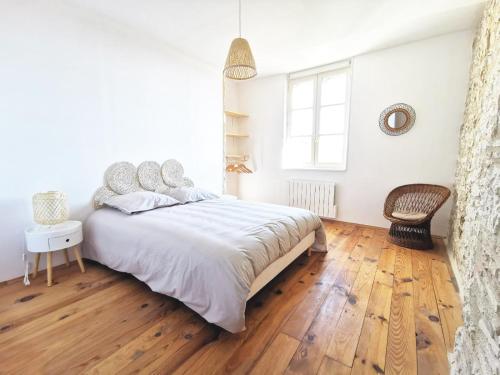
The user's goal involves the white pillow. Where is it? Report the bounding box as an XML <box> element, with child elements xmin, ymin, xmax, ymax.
<box><xmin>102</xmin><ymin>191</ymin><xmax>179</xmax><ymax>214</ymax></box>
<box><xmin>165</xmin><ymin>187</ymin><xmax>218</xmax><ymax>204</ymax></box>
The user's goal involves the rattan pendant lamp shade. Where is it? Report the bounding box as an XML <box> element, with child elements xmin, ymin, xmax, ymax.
<box><xmin>224</xmin><ymin>0</ymin><xmax>256</xmax><ymax>80</ymax></box>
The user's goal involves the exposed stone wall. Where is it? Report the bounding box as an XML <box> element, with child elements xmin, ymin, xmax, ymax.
<box><xmin>448</xmin><ymin>1</ymin><xmax>500</xmax><ymax>374</ymax></box>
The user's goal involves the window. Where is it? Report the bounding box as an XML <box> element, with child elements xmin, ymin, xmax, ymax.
<box><xmin>283</xmin><ymin>62</ymin><xmax>351</xmax><ymax>170</ymax></box>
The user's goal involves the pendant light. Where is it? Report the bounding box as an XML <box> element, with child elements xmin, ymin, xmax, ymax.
<box><xmin>224</xmin><ymin>0</ymin><xmax>257</xmax><ymax>80</ymax></box>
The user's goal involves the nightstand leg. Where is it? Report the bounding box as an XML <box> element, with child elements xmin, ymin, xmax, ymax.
<box><xmin>46</xmin><ymin>252</ymin><xmax>53</xmax><ymax>287</ymax></box>
<box><xmin>73</xmin><ymin>245</ymin><xmax>85</xmax><ymax>273</ymax></box>
<box><xmin>307</xmin><ymin>247</ymin><xmax>312</xmax><ymax>257</ymax></box>
<box><xmin>33</xmin><ymin>253</ymin><xmax>41</xmax><ymax>278</ymax></box>
<box><xmin>63</xmin><ymin>249</ymin><xmax>70</xmax><ymax>266</ymax></box>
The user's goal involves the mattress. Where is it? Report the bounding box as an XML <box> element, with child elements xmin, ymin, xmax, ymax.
<box><xmin>83</xmin><ymin>198</ymin><xmax>327</xmax><ymax>332</ymax></box>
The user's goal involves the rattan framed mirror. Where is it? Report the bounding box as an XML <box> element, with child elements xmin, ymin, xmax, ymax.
<box><xmin>379</xmin><ymin>103</ymin><xmax>416</xmax><ymax>136</ymax></box>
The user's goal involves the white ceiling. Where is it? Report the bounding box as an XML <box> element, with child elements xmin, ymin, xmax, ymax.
<box><xmin>66</xmin><ymin>0</ymin><xmax>485</xmax><ymax>76</ymax></box>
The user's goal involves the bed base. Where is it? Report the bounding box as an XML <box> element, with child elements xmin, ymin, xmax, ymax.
<box><xmin>247</xmin><ymin>231</ymin><xmax>315</xmax><ymax>300</ymax></box>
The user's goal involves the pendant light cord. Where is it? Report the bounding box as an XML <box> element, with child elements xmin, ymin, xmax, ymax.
<box><xmin>238</xmin><ymin>0</ymin><xmax>241</xmax><ymax>38</ymax></box>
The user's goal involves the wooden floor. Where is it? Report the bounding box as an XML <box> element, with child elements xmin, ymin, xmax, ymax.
<box><xmin>0</xmin><ymin>221</ymin><xmax>462</xmax><ymax>375</ymax></box>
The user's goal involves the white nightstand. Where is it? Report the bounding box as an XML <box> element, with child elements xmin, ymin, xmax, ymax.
<box><xmin>24</xmin><ymin>220</ymin><xmax>85</xmax><ymax>287</ymax></box>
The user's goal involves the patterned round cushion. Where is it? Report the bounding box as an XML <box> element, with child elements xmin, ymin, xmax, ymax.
<box><xmin>183</xmin><ymin>177</ymin><xmax>194</xmax><ymax>187</ymax></box>
<box><xmin>105</xmin><ymin>162</ymin><xmax>141</xmax><ymax>194</ymax></box>
<box><xmin>93</xmin><ymin>186</ymin><xmax>117</xmax><ymax>208</ymax></box>
<box><xmin>161</xmin><ymin>159</ymin><xmax>185</xmax><ymax>187</ymax></box>
<box><xmin>138</xmin><ymin>161</ymin><xmax>167</xmax><ymax>191</ymax></box>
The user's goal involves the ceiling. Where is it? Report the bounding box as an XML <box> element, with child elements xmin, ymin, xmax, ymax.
<box><xmin>66</xmin><ymin>0</ymin><xmax>485</xmax><ymax>76</ymax></box>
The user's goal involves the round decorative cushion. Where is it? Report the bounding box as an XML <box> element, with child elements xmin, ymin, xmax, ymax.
<box><xmin>105</xmin><ymin>162</ymin><xmax>141</xmax><ymax>194</ymax></box>
<box><xmin>161</xmin><ymin>159</ymin><xmax>184</xmax><ymax>187</ymax></box>
<box><xmin>138</xmin><ymin>161</ymin><xmax>167</xmax><ymax>191</ymax></box>
<box><xmin>93</xmin><ymin>186</ymin><xmax>117</xmax><ymax>208</ymax></box>
<box><xmin>183</xmin><ymin>177</ymin><xmax>194</xmax><ymax>187</ymax></box>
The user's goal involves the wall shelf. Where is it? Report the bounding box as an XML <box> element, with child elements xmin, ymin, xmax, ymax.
<box><xmin>223</xmin><ymin>100</ymin><xmax>251</xmax><ymax>196</ymax></box>
<box><xmin>225</xmin><ymin>154</ymin><xmax>249</xmax><ymax>160</ymax></box>
<box><xmin>224</xmin><ymin>110</ymin><xmax>249</xmax><ymax>118</ymax></box>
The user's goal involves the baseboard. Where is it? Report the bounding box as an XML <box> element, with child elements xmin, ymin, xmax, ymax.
<box><xmin>444</xmin><ymin>241</ymin><xmax>465</xmax><ymax>303</ymax></box>
<box><xmin>0</xmin><ymin>260</ymin><xmax>79</xmax><ymax>287</ymax></box>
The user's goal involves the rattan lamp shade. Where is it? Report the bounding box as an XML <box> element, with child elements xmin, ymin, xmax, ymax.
<box><xmin>32</xmin><ymin>191</ymin><xmax>69</xmax><ymax>225</ymax></box>
<box><xmin>224</xmin><ymin>37</ymin><xmax>257</xmax><ymax>80</ymax></box>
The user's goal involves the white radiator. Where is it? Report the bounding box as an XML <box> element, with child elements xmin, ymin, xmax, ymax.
<box><xmin>288</xmin><ymin>180</ymin><xmax>337</xmax><ymax>219</ymax></box>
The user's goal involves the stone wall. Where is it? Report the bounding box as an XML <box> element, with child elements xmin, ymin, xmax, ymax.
<box><xmin>448</xmin><ymin>0</ymin><xmax>500</xmax><ymax>374</ymax></box>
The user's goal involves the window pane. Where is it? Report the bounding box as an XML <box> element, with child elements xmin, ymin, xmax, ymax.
<box><xmin>290</xmin><ymin>109</ymin><xmax>313</xmax><ymax>136</ymax></box>
<box><xmin>284</xmin><ymin>137</ymin><xmax>312</xmax><ymax>166</ymax></box>
<box><xmin>291</xmin><ymin>80</ymin><xmax>313</xmax><ymax>108</ymax></box>
<box><xmin>318</xmin><ymin>135</ymin><xmax>344</xmax><ymax>164</ymax></box>
<box><xmin>319</xmin><ymin>105</ymin><xmax>345</xmax><ymax>134</ymax></box>
<box><xmin>321</xmin><ymin>73</ymin><xmax>347</xmax><ymax>105</ymax></box>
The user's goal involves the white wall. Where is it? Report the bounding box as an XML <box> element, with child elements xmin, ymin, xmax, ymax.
<box><xmin>238</xmin><ymin>31</ymin><xmax>474</xmax><ymax>236</ymax></box>
<box><xmin>0</xmin><ymin>1</ymin><xmax>222</xmax><ymax>282</ymax></box>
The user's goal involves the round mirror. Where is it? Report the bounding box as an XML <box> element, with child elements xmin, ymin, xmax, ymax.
<box><xmin>387</xmin><ymin>111</ymin><xmax>408</xmax><ymax>128</ymax></box>
<box><xmin>379</xmin><ymin>103</ymin><xmax>415</xmax><ymax>136</ymax></box>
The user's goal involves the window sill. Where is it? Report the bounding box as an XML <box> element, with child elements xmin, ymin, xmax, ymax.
<box><xmin>282</xmin><ymin>166</ymin><xmax>346</xmax><ymax>172</ymax></box>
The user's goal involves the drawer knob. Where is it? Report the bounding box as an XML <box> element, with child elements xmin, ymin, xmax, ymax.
<box><xmin>66</xmin><ymin>239</ymin><xmax>70</xmax><ymax>242</ymax></box>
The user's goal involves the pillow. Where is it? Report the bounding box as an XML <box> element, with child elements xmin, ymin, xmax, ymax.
<box><xmin>165</xmin><ymin>187</ymin><xmax>218</xmax><ymax>204</ymax></box>
<box><xmin>102</xmin><ymin>191</ymin><xmax>179</xmax><ymax>214</ymax></box>
<box><xmin>392</xmin><ymin>211</ymin><xmax>427</xmax><ymax>220</ymax></box>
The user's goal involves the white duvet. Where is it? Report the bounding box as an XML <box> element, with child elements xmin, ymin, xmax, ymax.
<box><xmin>83</xmin><ymin>198</ymin><xmax>327</xmax><ymax>332</ymax></box>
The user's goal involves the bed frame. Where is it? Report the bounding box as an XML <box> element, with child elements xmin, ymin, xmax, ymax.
<box><xmin>93</xmin><ymin>160</ymin><xmax>317</xmax><ymax>303</ymax></box>
<box><xmin>247</xmin><ymin>231</ymin><xmax>315</xmax><ymax>300</ymax></box>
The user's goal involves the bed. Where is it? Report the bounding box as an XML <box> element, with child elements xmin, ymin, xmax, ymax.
<box><xmin>83</xmin><ymin>160</ymin><xmax>327</xmax><ymax>333</ymax></box>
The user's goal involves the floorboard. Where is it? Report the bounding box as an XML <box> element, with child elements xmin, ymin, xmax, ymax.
<box><xmin>0</xmin><ymin>221</ymin><xmax>461</xmax><ymax>374</ymax></box>
<box><xmin>326</xmin><ymin>229</ymin><xmax>383</xmax><ymax>366</ymax></box>
<box><xmin>412</xmin><ymin>250</ymin><xmax>449</xmax><ymax>374</ymax></box>
<box><xmin>385</xmin><ymin>248</ymin><xmax>418</xmax><ymax>375</ymax></box>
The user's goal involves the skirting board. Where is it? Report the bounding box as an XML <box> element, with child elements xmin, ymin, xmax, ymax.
<box><xmin>247</xmin><ymin>231</ymin><xmax>315</xmax><ymax>300</ymax></box>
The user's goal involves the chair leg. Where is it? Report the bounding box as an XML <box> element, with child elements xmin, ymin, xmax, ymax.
<box><xmin>387</xmin><ymin>220</ymin><xmax>434</xmax><ymax>250</ymax></box>
<box><xmin>46</xmin><ymin>252</ymin><xmax>53</xmax><ymax>287</ymax></box>
<box><xmin>420</xmin><ymin>220</ymin><xmax>433</xmax><ymax>250</ymax></box>
<box><xmin>32</xmin><ymin>253</ymin><xmax>41</xmax><ymax>278</ymax></box>
<box><xmin>63</xmin><ymin>249</ymin><xmax>70</xmax><ymax>266</ymax></box>
<box><xmin>73</xmin><ymin>245</ymin><xmax>85</xmax><ymax>273</ymax></box>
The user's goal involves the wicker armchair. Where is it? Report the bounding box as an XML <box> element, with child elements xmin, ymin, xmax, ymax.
<box><xmin>384</xmin><ymin>184</ymin><xmax>450</xmax><ymax>250</ymax></box>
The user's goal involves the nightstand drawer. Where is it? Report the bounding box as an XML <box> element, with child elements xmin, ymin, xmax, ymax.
<box><xmin>48</xmin><ymin>230</ymin><xmax>82</xmax><ymax>251</ymax></box>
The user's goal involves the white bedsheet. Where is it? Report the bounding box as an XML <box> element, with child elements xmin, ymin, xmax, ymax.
<box><xmin>83</xmin><ymin>198</ymin><xmax>326</xmax><ymax>332</ymax></box>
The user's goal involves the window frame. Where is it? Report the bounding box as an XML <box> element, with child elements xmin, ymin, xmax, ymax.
<box><xmin>283</xmin><ymin>64</ymin><xmax>351</xmax><ymax>171</ymax></box>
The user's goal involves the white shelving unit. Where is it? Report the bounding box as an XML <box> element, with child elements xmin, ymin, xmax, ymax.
<box><xmin>224</xmin><ymin>110</ymin><xmax>250</xmax><ymax>164</ymax></box>
<box><xmin>223</xmin><ymin>109</ymin><xmax>251</xmax><ymax>196</ymax></box>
